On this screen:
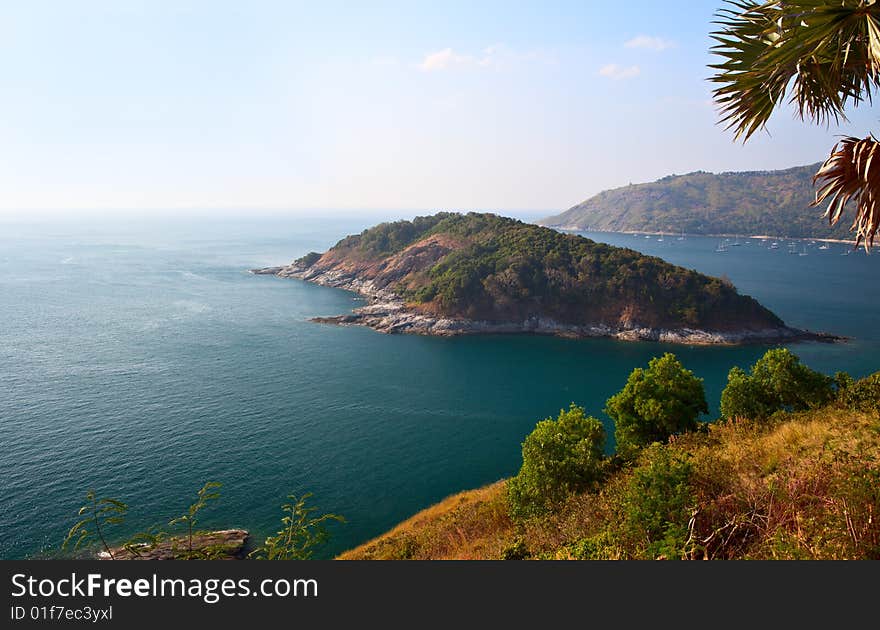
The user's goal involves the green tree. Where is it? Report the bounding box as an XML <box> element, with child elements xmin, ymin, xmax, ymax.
<box><xmin>605</xmin><ymin>353</ymin><xmax>708</xmax><ymax>460</ymax></box>
<box><xmin>720</xmin><ymin>348</ymin><xmax>835</xmax><ymax>420</ymax></box>
<box><xmin>718</xmin><ymin>366</ymin><xmax>767</xmax><ymax>420</ymax></box>
<box><xmin>837</xmin><ymin>371</ymin><xmax>880</xmax><ymax>415</ymax></box>
<box><xmin>250</xmin><ymin>493</ymin><xmax>345</xmax><ymax>560</ymax></box>
<box><xmin>62</xmin><ymin>491</ymin><xmax>128</xmax><ymax>559</ymax></box>
<box><xmin>508</xmin><ymin>404</ymin><xmax>606</xmax><ymax>519</ymax></box>
<box><xmin>710</xmin><ymin>0</ymin><xmax>880</xmax><ymax>249</ymax></box>
<box><xmin>168</xmin><ymin>482</ymin><xmax>222</xmax><ymax>559</ymax></box>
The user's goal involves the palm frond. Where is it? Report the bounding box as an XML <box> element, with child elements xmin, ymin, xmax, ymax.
<box><xmin>710</xmin><ymin>1</ymin><xmax>880</xmax><ymax>141</ymax></box>
<box><xmin>813</xmin><ymin>136</ymin><xmax>880</xmax><ymax>250</ymax></box>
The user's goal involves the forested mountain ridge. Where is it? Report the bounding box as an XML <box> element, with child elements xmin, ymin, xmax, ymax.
<box><xmin>539</xmin><ymin>163</ymin><xmax>853</xmax><ymax>239</ymax></box>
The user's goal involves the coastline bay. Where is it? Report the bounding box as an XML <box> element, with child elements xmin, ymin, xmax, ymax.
<box><xmin>1</xmin><ymin>216</ymin><xmax>877</xmax><ymax>559</ymax></box>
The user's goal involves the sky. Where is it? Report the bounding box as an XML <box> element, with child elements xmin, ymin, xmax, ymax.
<box><xmin>2</xmin><ymin>0</ymin><xmax>880</xmax><ymax>218</ymax></box>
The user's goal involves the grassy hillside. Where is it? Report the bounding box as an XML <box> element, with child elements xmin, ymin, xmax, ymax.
<box><xmin>297</xmin><ymin>212</ymin><xmax>785</xmax><ymax>332</ymax></box>
<box><xmin>539</xmin><ymin>163</ymin><xmax>856</xmax><ymax>240</ymax></box>
<box><xmin>340</xmin><ymin>406</ymin><xmax>880</xmax><ymax>560</ymax></box>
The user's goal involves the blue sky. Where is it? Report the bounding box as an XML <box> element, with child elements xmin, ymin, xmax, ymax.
<box><xmin>2</xmin><ymin>0</ymin><xmax>879</xmax><ymax>216</ymax></box>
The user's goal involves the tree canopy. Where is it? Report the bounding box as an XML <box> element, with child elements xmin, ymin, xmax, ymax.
<box><xmin>508</xmin><ymin>404</ymin><xmax>606</xmax><ymax>519</ymax></box>
<box><xmin>605</xmin><ymin>353</ymin><xmax>708</xmax><ymax>460</ymax></box>
<box><xmin>720</xmin><ymin>348</ymin><xmax>836</xmax><ymax>420</ymax></box>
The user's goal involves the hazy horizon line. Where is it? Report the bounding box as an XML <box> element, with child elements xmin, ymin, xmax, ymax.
<box><xmin>0</xmin><ymin>207</ymin><xmax>553</xmax><ymax>223</ymax></box>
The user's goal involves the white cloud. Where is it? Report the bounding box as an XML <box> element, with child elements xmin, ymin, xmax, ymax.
<box><xmin>599</xmin><ymin>64</ymin><xmax>641</xmax><ymax>80</ymax></box>
<box><xmin>417</xmin><ymin>44</ymin><xmax>549</xmax><ymax>72</ymax></box>
<box><xmin>478</xmin><ymin>45</ymin><xmax>505</xmax><ymax>69</ymax></box>
<box><xmin>418</xmin><ymin>48</ymin><xmax>474</xmax><ymax>72</ymax></box>
<box><xmin>624</xmin><ymin>35</ymin><xmax>676</xmax><ymax>52</ymax></box>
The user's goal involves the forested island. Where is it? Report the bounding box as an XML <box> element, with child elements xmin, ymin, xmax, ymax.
<box><xmin>539</xmin><ymin>163</ymin><xmax>854</xmax><ymax>240</ymax></box>
<box><xmin>253</xmin><ymin>212</ymin><xmax>835</xmax><ymax>345</ymax></box>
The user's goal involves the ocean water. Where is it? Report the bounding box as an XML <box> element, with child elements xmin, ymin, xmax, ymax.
<box><xmin>1</xmin><ymin>216</ymin><xmax>877</xmax><ymax>559</ymax></box>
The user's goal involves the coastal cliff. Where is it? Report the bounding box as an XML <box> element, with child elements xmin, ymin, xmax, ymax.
<box><xmin>252</xmin><ymin>213</ymin><xmax>834</xmax><ymax>345</ymax></box>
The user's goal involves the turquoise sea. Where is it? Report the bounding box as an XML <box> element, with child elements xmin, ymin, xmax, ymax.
<box><xmin>1</xmin><ymin>215</ymin><xmax>877</xmax><ymax>559</ymax></box>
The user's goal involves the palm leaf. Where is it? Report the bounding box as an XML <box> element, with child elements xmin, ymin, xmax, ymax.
<box><xmin>711</xmin><ymin>1</ymin><xmax>880</xmax><ymax>141</ymax></box>
<box><xmin>813</xmin><ymin>136</ymin><xmax>880</xmax><ymax>250</ymax></box>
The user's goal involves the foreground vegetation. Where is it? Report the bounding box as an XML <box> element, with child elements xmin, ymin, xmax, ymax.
<box><xmin>64</xmin><ymin>348</ymin><xmax>877</xmax><ymax>561</ymax></box>
<box><xmin>341</xmin><ymin>351</ymin><xmax>879</xmax><ymax>560</ymax></box>
<box><xmin>62</xmin><ymin>485</ymin><xmax>343</xmax><ymax>560</ymax></box>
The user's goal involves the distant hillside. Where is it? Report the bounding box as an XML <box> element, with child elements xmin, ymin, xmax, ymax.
<box><xmin>539</xmin><ymin>163</ymin><xmax>854</xmax><ymax>239</ymax></box>
<box><xmin>252</xmin><ymin>212</ymin><xmax>825</xmax><ymax>344</ymax></box>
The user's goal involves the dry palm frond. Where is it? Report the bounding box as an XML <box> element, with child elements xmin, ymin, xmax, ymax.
<box><xmin>813</xmin><ymin>136</ymin><xmax>880</xmax><ymax>251</ymax></box>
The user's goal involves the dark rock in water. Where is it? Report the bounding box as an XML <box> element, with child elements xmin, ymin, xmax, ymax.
<box><xmin>98</xmin><ymin>529</ymin><xmax>249</xmax><ymax>560</ymax></box>
<box><xmin>312</xmin><ymin>315</ymin><xmax>360</xmax><ymax>325</ymax></box>
<box><xmin>250</xmin><ymin>267</ymin><xmax>284</xmax><ymax>275</ymax></box>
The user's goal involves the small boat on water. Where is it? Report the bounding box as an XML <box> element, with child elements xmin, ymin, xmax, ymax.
<box><xmin>770</xmin><ymin>242</ymin><xmax>780</xmax><ymax>249</ymax></box>
<box><xmin>715</xmin><ymin>240</ymin><xmax>728</xmax><ymax>253</ymax></box>
<box><xmin>799</xmin><ymin>245</ymin><xmax>808</xmax><ymax>257</ymax></box>
<box><xmin>818</xmin><ymin>244</ymin><xmax>829</xmax><ymax>250</ymax></box>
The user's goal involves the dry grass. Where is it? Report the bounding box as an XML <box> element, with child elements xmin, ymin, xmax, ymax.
<box><xmin>682</xmin><ymin>409</ymin><xmax>880</xmax><ymax>559</ymax></box>
<box><xmin>337</xmin><ymin>408</ymin><xmax>880</xmax><ymax>560</ymax></box>
<box><xmin>338</xmin><ymin>481</ymin><xmax>514</xmax><ymax>560</ymax></box>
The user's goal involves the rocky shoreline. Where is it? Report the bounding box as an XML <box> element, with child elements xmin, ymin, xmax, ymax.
<box><xmin>98</xmin><ymin>529</ymin><xmax>250</xmax><ymax>560</ymax></box>
<box><xmin>251</xmin><ymin>264</ymin><xmax>842</xmax><ymax>346</ymax></box>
